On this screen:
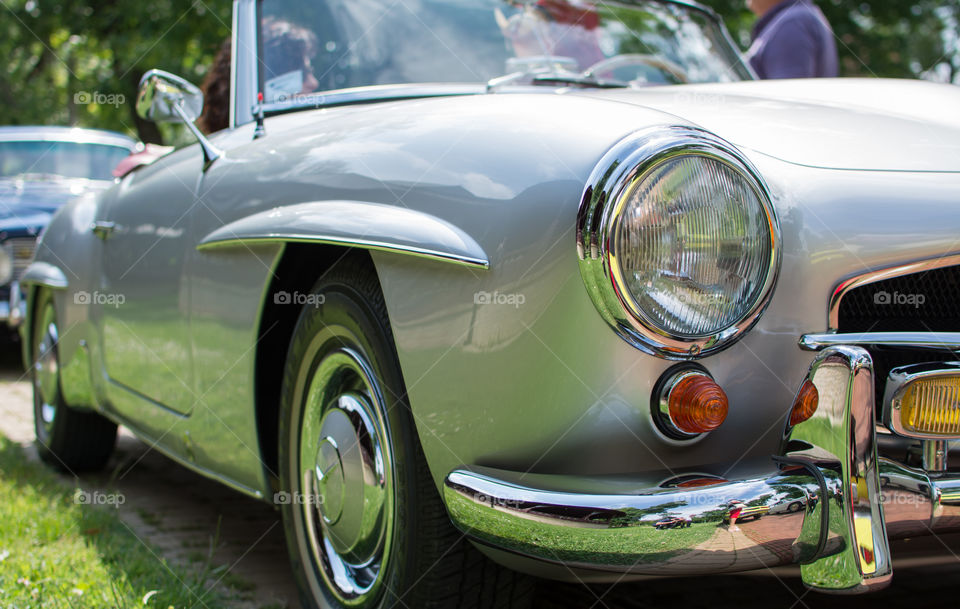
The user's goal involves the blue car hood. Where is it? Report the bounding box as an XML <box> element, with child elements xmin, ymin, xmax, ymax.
<box><xmin>0</xmin><ymin>177</ymin><xmax>111</xmax><ymax>235</ymax></box>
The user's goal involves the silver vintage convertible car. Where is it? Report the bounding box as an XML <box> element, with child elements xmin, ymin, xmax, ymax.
<box><xmin>21</xmin><ymin>0</ymin><xmax>960</xmax><ymax>607</ymax></box>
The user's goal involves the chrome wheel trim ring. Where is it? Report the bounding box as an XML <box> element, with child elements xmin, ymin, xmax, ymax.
<box><xmin>299</xmin><ymin>346</ymin><xmax>395</xmax><ymax>606</ymax></box>
<box><xmin>34</xmin><ymin>304</ymin><xmax>60</xmax><ymax>435</ymax></box>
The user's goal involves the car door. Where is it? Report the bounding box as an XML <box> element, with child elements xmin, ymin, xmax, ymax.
<box><xmin>96</xmin><ymin>147</ymin><xmax>200</xmax><ymax>416</ymax></box>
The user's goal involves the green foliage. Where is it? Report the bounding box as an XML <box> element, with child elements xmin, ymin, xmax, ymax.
<box><xmin>2</xmin><ymin>0</ymin><xmax>958</xmax><ymax>142</ymax></box>
<box><xmin>699</xmin><ymin>0</ymin><xmax>960</xmax><ymax>82</ymax></box>
<box><xmin>0</xmin><ymin>0</ymin><xmax>231</xmax><ymax>143</ymax></box>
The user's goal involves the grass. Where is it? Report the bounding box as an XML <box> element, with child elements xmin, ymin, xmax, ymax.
<box><xmin>446</xmin><ymin>491</ymin><xmax>715</xmax><ymax>566</ymax></box>
<box><xmin>0</xmin><ymin>433</ymin><xmax>233</xmax><ymax>608</ymax></box>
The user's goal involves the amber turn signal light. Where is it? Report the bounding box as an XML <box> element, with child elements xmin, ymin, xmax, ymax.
<box><xmin>790</xmin><ymin>379</ymin><xmax>819</xmax><ymax>427</ymax></box>
<box><xmin>667</xmin><ymin>373</ymin><xmax>729</xmax><ymax>435</ymax></box>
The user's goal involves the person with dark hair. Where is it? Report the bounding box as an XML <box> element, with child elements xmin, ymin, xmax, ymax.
<box><xmin>198</xmin><ymin>38</ymin><xmax>232</xmax><ymax>134</ymax></box>
<box><xmin>746</xmin><ymin>0</ymin><xmax>838</xmax><ymax>79</ymax></box>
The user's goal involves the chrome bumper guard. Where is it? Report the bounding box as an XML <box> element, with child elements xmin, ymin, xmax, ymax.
<box><xmin>2</xmin><ymin>280</ymin><xmax>25</xmax><ymax>327</ymax></box>
<box><xmin>443</xmin><ymin>346</ymin><xmax>960</xmax><ymax>593</ymax></box>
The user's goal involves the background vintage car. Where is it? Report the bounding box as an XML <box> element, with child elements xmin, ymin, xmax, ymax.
<box><xmin>16</xmin><ymin>1</ymin><xmax>960</xmax><ymax>608</ymax></box>
<box><xmin>0</xmin><ymin>126</ymin><xmax>137</xmax><ymax>331</ymax></box>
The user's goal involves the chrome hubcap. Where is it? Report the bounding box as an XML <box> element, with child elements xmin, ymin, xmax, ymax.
<box><xmin>299</xmin><ymin>347</ymin><xmax>394</xmax><ymax>604</ymax></box>
<box><xmin>34</xmin><ymin>306</ymin><xmax>59</xmax><ymax>434</ymax></box>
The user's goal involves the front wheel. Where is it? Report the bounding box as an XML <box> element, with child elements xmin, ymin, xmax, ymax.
<box><xmin>32</xmin><ymin>290</ymin><xmax>117</xmax><ymax>472</ymax></box>
<box><xmin>278</xmin><ymin>255</ymin><xmax>531</xmax><ymax>609</ymax></box>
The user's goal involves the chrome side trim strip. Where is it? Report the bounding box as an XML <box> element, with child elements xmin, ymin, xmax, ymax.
<box><xmin>197</xmin><ymin>200</ymin><xmax>490</xmax><ymax>270</ymax></box>
<box><xmin>827</xmin><ymin>252</ymin><xmax>960</xmax><ymax>331</ymax></box>
<box><xmin>799</xmin><ymin>331</ymin><xmax>960</xmax><ymax>351</ymax></box>
<box><xmin>200</xmin><ymin>235</ymin><xmax>488</xmax><ymax>269</ymax></box>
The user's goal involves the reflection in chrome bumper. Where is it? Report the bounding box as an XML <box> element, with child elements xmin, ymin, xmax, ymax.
<box><xmin>443</xmin><ymin>347</ymin><xmax>960</xmax><ymax>594</ymax></box>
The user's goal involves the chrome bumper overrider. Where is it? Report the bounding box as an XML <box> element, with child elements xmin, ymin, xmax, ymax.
<box><xmin>2</xmin><ymin>281</ymin><xmax>25</xmax><ymax>327</ymax></box>
<box><xmin>443</xmin><ymin>346</ymin><xmax>960</xmax><ymax>593</ymax></box>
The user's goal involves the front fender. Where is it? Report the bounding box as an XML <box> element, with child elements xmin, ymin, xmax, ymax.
<box><xmin>23</xmin><ymin>190</ymin><xmax>107</xmax><ymax>410</ymax></box>
<box><xmin>196</xmin><ymin>200</ymin><xmax>489</xmax><ymax>269</ymax></box>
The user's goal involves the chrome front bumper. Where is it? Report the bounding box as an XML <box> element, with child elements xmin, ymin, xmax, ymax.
<box><xmin>443</xmin><ymin>346</ymin><xmax>960</xmax><ymax>593</ymax></box>
<box><xmin>1</xmin><ymin>281</ymin><xmax>25</xmax><ymax>327</ymax></box>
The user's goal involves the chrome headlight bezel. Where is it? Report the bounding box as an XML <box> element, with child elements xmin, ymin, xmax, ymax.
<box><xmin>576</xmin><ymin>126</ymin><xmax>781</xmax><ymax>359</ymax></box>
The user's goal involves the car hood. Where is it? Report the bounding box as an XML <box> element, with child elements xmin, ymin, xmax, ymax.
<box><xmin>573</xmin><ymin>78</ymin><xmax>960</xmax><ymax>172</ymax></box>
<box><xmin>0</xmin><ymin>177</ymin><xmax>112</xmax><ymax>214</ymax></box>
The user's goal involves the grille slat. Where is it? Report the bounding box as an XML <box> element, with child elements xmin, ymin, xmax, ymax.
<box><xmin>4</xmin><ymin>237</ymin><xmax>37</xmax><ymax>282</ymax></box>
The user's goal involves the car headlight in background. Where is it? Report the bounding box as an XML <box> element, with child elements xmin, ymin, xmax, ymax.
<box><xmin>577</xmin><ymin>126</ymin><xmax>780</xmax><ymax>358</ymax></box>
<box><xmin>0</xmin><ymin>245</ymin><xmax>13</xmax><ymax>286</ymax></box>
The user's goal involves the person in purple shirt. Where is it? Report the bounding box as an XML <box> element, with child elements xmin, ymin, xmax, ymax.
<box><xmin>746</xmin><ymin>0</ymin><xmax>838</xmax><ymax>79</ymax></box>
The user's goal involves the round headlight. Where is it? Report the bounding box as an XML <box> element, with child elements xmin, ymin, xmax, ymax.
<box><xmin>577</xmin><ymin>127</ymin><xmax>780</xmax><ymax>358</ymax></box>
<box><xmin>0</xmin><ymin>246</ymin><xmax>13</xmax><ymax>286</ymax></box>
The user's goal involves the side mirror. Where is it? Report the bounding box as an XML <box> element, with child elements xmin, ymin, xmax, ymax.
<box><xmin>136</xmin><ymin>69</ymin><xmax>204</xmax><ymax>123</ymax></box>
<box><xmin>136</xmin><ymin>69</ymin><xmax>222</xmax><ymax>167</ymax></box>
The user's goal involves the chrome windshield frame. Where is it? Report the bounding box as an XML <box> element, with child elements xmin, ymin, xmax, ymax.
<box><xmin>232</xmin><ymin>0</ymin><xmax>259</xmax><ymax>127</ymax></box>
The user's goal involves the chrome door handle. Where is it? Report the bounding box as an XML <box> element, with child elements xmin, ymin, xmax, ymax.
<box><xmin>92</xmin><ymin>220</ymin><xmax>116</xmax><ymax>240</ymax></box>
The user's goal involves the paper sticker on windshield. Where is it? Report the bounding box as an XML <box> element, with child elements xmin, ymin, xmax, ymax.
<box><xmin>265</xmin><ymin>70</ymin><xmax>304</xmax><ymax>103</ymax></box>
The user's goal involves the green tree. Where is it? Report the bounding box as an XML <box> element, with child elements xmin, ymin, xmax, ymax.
<box><xmin>699</xmin><ymin>0</ymin><xmax>960</xmax><ymax>82</ymax></box>
<box><xmin>0</xmin><ymin>0</ymin><xmax>231</xmax><ymax>143</ymax></box>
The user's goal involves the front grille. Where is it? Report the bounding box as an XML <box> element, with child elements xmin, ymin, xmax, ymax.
<box><xmin>837</xmin><ymin>265</ymin><xmax>960</xmax><ymax>333</ymax></box>
<box><xmin>836</xmin><ymin>264</ymin><xmax>960</xmax><ymax>404</ymax></box>
<box><xmin>4</xmin><ymin>237</ymin><xmax>37</xmax><ymax>282</ymax></box>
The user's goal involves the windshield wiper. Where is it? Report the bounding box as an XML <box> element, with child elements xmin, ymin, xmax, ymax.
<box><xmin>529</xmin><ymin>74</ymin><xmax>626</xmax><ymax>89</ymax></box>
<box><xmin>486</xmin><ymin>69</ymin><xmax>626</xmax><ymax>92</ymax></box>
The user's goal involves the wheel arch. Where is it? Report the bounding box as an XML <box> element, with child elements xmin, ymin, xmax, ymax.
<box><xmin>18</xmin><ymin>262</ymin><xmax>69</xmax><ymax>371</ymax></box>
<box><xmin>253</xmin><ymin>244</ymin><xmax>403</xmax><ymax>491</ymax></box>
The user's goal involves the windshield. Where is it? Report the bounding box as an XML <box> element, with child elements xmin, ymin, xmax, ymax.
<box><xmin>0</xmin><ymin>140</ymin><xmax>132</xmax><ymax>181</ymax></box>
<box><xmin>258</xmin><ymin>0</ymin><xmax>751</xmax><ymax>104</ymax></box>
